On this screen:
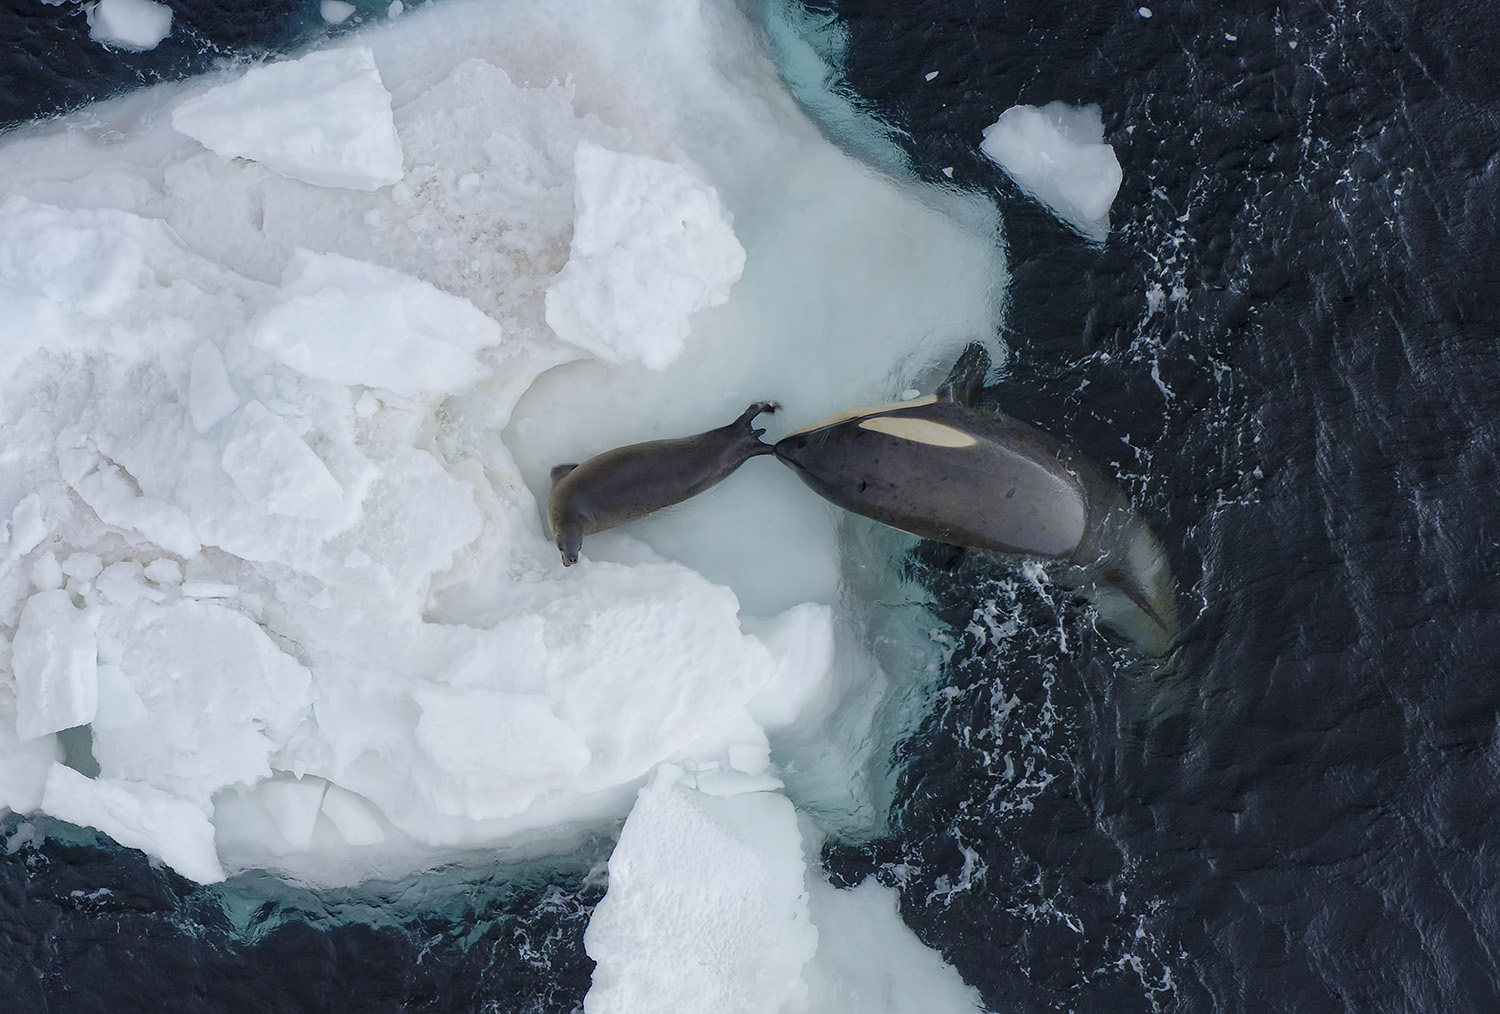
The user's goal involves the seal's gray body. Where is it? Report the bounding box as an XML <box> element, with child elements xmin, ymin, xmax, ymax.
<box><xmin>774</xmin><ymin>347</ymin><xmax>1179</xmax><ymax>656</ymax></box>
<box><xmin>548</xmin><ymin>401</ymin><xmax>777</xmax><ymax>566</ymax></box>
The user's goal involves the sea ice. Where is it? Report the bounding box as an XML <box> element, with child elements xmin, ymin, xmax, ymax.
<box><xmin>257</xmin><ymin>774</ymin><xmax>329</xmax><ymax>852</ymax></box>
<box><xmin>85</xmin><ymin>0</ymin><xmax>173</xmax><ymax>52</ymax></box>
<box><xmin>188</xmin><ymin>341</ymin><xmax>239</xmax><ymax>433</ymax></box>
<box><xmin>980</xmin><ymin>101</ymin><xmax>1123</xmax><ymax>242</ymax></box>
<box><xmin>8</xmin><ymin>494</ymin><xmax>45</xmax><ymax>558</ymax></box>
<box><xmin>0</xmin><ymin>698</ymin><xmax>63</xmax><ymax>814</ymax></box>
<box><xmin>320</xmin><ymin>783</ymin><xmax>386</xmax><ymax>846</ymax></box>
<box><xmin>220</xmin><ymin>401</ymin><xmax>348</xmax><ymax>522</ymax></box>
<box><xmin>0</xmin><ymin>0</ymin><xmax>1004</xmax><ymax>1003</ymax></box>
<box><xmin>172</xmin><ymin>47</ymin><xmax>405</xmax><ymax>191</ymax></box>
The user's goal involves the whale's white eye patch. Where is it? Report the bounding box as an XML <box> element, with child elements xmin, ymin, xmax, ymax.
<box><xmin>858</xmin><ymin>416</ymin><xmax>978</xmax><ymax>447</ymax></box>
<box><xmin>784</xmin><ymin>395</ymin><xmax>938</xmax><ymax>437</ymax></box>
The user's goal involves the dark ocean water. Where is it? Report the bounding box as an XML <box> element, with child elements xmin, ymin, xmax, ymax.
<box><xmin>4</xmin><ymin>0</ymin><xmax>1500</xmax><ymax>1011</ymax></box>
<box><xmin>818</xmin><ymin>0</ymin><xmax>1500</xmax><ymax>1010</ymax></box>
<box><xmin>1</xmin><ymin>0</ymin><xmax>331</xmax><ymax>127</ymax></box>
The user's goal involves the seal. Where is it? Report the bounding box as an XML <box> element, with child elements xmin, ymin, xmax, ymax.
<box><xmin>774</xmin><ymin>345</ymin><xmax>1179</xmax><ymax>656</ymax></box>
<box><xmin>548</xmin><ymin>401</ymin><xmax>779</xmax><ymax>566</ymax></box>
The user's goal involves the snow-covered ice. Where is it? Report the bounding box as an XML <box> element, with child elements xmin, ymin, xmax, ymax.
<box><xmin>545</xmin><ymin>141</ymin><xmax>747</xmax><ymax>370</ymax></box>
<box><xmin>41</xmin><ymin>763</ymin><xmax>225</xmax><ymax>883</ymax></box>
<box><xmin>85</xmin><ymin>0</ymin><xmax>173</xmax><ymax>52</ymax></box>
<box><xmin>0</xmin><ymin>0</ymin><xmax>1007</xmax><ymax>1004</ymax></box>
<box><xmin>980</xmin><ymin>101</ymin><xmax>1123</xmax><ymax>242</ymax></box>
<box><xmin>172</xmin><ymin>47</ymin><xmax>405</xmax><ymax>191</ymax></box>
<box><xmin>584</xmin><ymin>765</ymin><xmax>818</xmax><ymax>1014</ymax></box>
<box><xmin>12</xmin><ymin>590</ymin><xmax>97</xmax><ymax>741</ymax></box>
<box><xmin>250</xmin><ymin>250</ymin><xmax>503</xmax><ymax>394</ymax></box>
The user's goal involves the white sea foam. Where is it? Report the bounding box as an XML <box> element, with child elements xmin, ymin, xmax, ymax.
<box><xmin>0</xmin><ymin>0</ymin><xmax>1005</xmax><ymax>1004</ymax></box>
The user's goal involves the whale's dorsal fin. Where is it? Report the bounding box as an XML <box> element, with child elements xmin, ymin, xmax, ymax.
<box><xmin>550</xmin><ymin>463</ymin><xmax>579</xmax><ymax>486</ymax></box>
<box><xmin>936</xmin><ymin>342</ymin><xmax>991</xmax><ymax>407</ymax></box>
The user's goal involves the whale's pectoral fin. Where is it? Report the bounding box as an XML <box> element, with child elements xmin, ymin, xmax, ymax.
<box><xmin>1100</xmin><ymin>565</ymin><xmax>1169</xmax><ymax>632</ymax></box>
<box><xmin>936</xmin><ymin>341</ymin><xmax>992</xmax><ymax>407</ymax></box>
<box><xmin>550</xmin><ymin>463</ymin><xmax>580</xmax><ymax>486</ymax></box>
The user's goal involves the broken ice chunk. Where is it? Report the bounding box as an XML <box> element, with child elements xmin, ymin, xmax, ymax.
<box><xmin>171</xmin><ymin>47</ymin><xmax>404</xmax><ymax>192</ymax></box>
<box><xmin>41</xmin><ymin>764</ymin><xmax>225</xmax><ymax>883</ymax></box>
<box><xmin>220</xmin><ymin>401</ymin><xmax>346</xmax><ymax>521</ymax></box>
<box><xmin>12</xmin><ymin>590</ymin><xmax>97</xmax><ymax>742</ymax></box>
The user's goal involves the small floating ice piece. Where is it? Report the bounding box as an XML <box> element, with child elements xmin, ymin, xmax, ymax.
<box><xmin>980</xmin><ymin>101</ymin><xmax>1123</xmax><ymax>243</ymax></box>
<box><xmin>86</xmin><ymin>0</ymin><xmax>173</xmax><ymax>52</ymax></box>
<box><xmin>545</xmin><ymin>140</ymin><xmax>746</xmax><ymax>371</ymax></box>
<box><xmin>171</xmin><ymin>47</ymin><xmax>405</xmax><ymax>191</ymax></box>
<box><xmin>320</xmin><ymin>0</ymin><xmax>355</xmax><ymax>25</ymax></box>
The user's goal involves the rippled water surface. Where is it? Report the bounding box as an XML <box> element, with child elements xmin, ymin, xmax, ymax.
<box><xmin>820</xmin><ymin>1</ymin><xmax>1500</xmax><ymax>1009</ymax></box>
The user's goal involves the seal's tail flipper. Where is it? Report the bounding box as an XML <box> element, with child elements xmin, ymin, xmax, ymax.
<box><xmin>936</xmin><ymin>342</ymin><xmax>992</xmax><ymax>407</ymax></box>
<box><xmin>550</xmin><ymin>463</ymin><xmax>579</xmax><ymax>486</ymax></box>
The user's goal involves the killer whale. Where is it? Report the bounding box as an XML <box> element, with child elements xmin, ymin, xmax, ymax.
<box><xmin>774</xmin><ymin>344</ymin><xmax>1179</xmax><ymax>656</ymax></box>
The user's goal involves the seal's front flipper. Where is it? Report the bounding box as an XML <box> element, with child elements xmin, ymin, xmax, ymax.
<box><xmin>732</xmin><ymin>401</ymin><xmax>781</xmax><ymax>429</ymax></box>
<box><xmin>732</xmin><ymin>401</ymin><xmax>781</xmax><ymax>456</ymax></box>
<box><xmin>550</xmin><ymin>463</ymin><xmax>579</xmax><ymax>486</ymax></box>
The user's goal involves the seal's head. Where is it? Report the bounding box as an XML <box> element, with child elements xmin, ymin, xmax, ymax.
<box><xmin>556</xmin><ymin>526</ymin><xmax>582</xmax><ymax>567</ymax></box>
